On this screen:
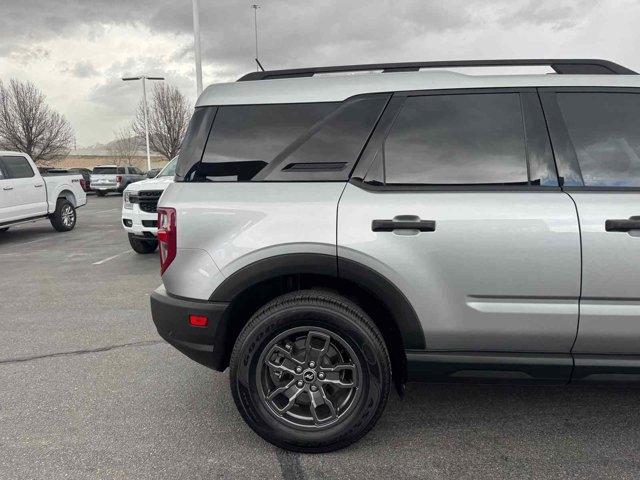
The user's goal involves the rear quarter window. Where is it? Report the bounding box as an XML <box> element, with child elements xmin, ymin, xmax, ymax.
<box><xmin>178</xmin><ymin>95</ymin><xmax>389</xmax><ymax>183</ymax></box>
<box><xmin>197</xmin><ymin>103</ymin><xmax>338</xmax><ymax>181</ymax></box>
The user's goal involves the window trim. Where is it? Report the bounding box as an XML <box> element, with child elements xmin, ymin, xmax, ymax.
<box><xmin>539</xmin><ymin>86</ymin><xmax>640</xmax><ymax>191</ymax></box>
<box><xmin>352</xmin><ymin>87</ymin><xmax>560</xmax><ymax>192</ymax></box>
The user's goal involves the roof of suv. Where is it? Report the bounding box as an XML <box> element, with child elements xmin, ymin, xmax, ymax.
<box><xmin>197</xmin><ymin>70</ymin><xmax>640</xmax><ymax>107</ymax></box>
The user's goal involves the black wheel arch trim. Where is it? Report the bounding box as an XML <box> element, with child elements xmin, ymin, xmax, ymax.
<box><xmin>209</xmin><ymin>253</ymin><xmax>426</xmax><ymax>350</ymax></box>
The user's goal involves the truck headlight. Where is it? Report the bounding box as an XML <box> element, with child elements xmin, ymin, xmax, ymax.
<box><xmin>123</xmin><ymin>190</ymin><xmax>136</xmax><ymax>209</ymax></box>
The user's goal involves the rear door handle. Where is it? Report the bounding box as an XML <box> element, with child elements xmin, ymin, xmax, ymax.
<box><xmin>605</xmin><ymin>216</ymin><xmax>640</xmax><ymax>232</ymax></box>
<box><xmin>34</xmin><ymin>183</ymin><xmax>44</xmax><ymax>188</ymax></box>
<box><xmin>372</xmin><ymin>218</ymin><xmax>436</xmax><ymax>232</ymax></box>
<box><xmin>2</xmin><ymin>186</ymin><xmax>13</xmax><ymax>191</ymax></box>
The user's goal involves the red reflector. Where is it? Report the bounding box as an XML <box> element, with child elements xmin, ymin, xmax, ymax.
<box><xmin>189</xmin><ymin>314</ymin><xmax>208</xmax><ymax>327</ymax></box>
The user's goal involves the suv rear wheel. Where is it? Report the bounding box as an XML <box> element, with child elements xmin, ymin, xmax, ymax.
<box><xmin>229</xmin><ymin>290</ymin><xmax>391</xmax><ymax>452</ymax></box>
<box><xmin>128</xmin><ymin>233</ymin><xmax>158</xmax><ymax>254</ymax></box>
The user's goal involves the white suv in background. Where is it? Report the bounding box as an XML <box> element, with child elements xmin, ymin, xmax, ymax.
<box><xmin>121</xmin><ymin>157</ymin><xmax>176</xmax><ymax>253</ymax></box>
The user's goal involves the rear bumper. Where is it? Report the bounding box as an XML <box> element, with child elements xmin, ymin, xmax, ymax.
<box><xmin>91</xmin><ymin>184</ymin><xmax>124</xmax><ymax>192</ymax></box>
<box><xmin>150</xmin><ymin>286</ymin><xmax>229</xmax><ymax>370</ymax></box>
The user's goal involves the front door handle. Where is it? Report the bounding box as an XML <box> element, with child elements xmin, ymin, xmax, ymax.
<box><xmin>372</xmin><ymin>218</ymin><xmax>436</xmax><ymax>232</ymax></box>
<box><xmin>605</xmin><ymin>216</ymin><xmax>640</xmax><ymax>232</ymax></box>
<box><xmin>2</xmin><ymin>186</ymin><xmax>13</xmax><ymax>191</ymax></box>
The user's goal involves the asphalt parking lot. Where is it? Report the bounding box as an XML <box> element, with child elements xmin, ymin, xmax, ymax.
<box><xmin>1</xmin><ymin>195</ymin><xmax>640</xmax><ymax>479</ymax></box>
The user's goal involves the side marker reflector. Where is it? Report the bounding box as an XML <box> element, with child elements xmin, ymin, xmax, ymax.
<box><xmin>189</xmin><ymin>314</ymin><xmax>208</xmax><ymax>327</ymax></box>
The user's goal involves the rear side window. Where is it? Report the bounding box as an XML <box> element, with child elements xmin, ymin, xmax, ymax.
<box><xmin>1</xmin><ymin>156</ymin><xmax>35</xmax><ymax>179</ymax></box>
<box><xmin>382</xmin><ymin>93</ymin><xmax>528</xmax><ymax>185</ymax></box>
<box><xmin>557</xmin><ymin>92</ymin><xmax>640</xmax><ymax>187</ymax></box>
<box><xmin>198</xmin><ymin>103</ymin><xmax>338</xmax><ymax>181</ymax></box>
<box><xmin>93</xmin><ymin>167</ymin><xmax>117</xmax><ymax>174</ymax></box>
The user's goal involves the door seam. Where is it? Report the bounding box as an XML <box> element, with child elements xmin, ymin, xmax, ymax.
<box><xmin>563</xmin><ymin>190</ymin><xmax>584</xmax><ymax>366</ymax></box>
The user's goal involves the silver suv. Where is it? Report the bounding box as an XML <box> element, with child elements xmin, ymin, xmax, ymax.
<box><xmin>150</xmin><ymin>59</ymin><xmax>640</xmax><ymax>452</ymax></box>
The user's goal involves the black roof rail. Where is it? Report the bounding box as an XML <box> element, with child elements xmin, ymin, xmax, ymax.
<box><xmin>238</xmin><ymin>59</ymin><xmax>636</xmax><ymax>81</ymax></box>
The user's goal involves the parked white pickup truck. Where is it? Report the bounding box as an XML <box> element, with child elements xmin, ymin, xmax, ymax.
<box><xmin>0</xmin><ymin>152</ymin><xmax>86</xmax><ymax>232</ymax></box>
<box><xmin>121</xmin><ymin>157</ymin><xmax>176</xmax><ymax>253</ymax></box>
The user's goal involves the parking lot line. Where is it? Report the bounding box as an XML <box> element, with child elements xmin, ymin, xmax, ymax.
<box><xmin>7</xmin><ymin>236</ymin><xmax>51</xmax><ymax>247</ymax></box>
<box><xmin>93</xmin><ymin>250</ymin><xmax>131</xmax><ymax>265</ymax></box>
<box><xmin>94</xmin><ymin>208</ymin><xmax>120</xmax><ymax>214</ymax></box>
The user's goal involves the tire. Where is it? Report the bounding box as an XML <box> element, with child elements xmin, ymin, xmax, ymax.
<box><xmin>49</xmin><ymin>199</ymin><xmax>76</xmax><ymax>232</ymax></box>
<box><xmin>230</xmin><ymin>290</ymin><xmax>391</xmax><ymax>453</ymax></box>
<box><xmin>95</xmin><ymin>191</ymin><xmax>107</xmax><ymax>197</ymax></box>
<box><xmin>0</xmin><ymin>227</ymin><xmax>8</xmax><ymax>233</ymax></box>
<box><xmin>128</xmin><ymin>233</ymin><xmax>158</xmax><ymax>254</ymax></box>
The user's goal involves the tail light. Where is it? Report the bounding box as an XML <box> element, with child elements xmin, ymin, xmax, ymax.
<box><xmin>80</xmin><ymin>179</ymin><xmax>87</xmax><ymax>190</ymax></box>
<box><xmin>157</xmin><ymin>207</ymin><xmax>176</xmax><ymax>274</ymax></box>
<box><xmin>116</xmin><ymin>175</ymin><xmax>123</xmax><ymax>184</ymax></box>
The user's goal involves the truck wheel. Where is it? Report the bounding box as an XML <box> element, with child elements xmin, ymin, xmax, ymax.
<box><xmin>128</xmin><ymin>233</ymin><xmax>158</xmax><ymax>254</ymax></box>
<box><xmin>229</xmin><ymin>290</ymin><xmax>391</xmax><ymax>453</ymax></box>
<box><xmin>95</xmin><ymin>191</ymin><xmax>106</xmax><ymax>197</ymax></box>
<box><xmin>50</xmin><ymin>199</ymin><xmax>76</xmax><ymax>232</ymax></box>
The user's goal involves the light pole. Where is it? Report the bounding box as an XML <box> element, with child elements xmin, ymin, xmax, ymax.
<box><xmin>122</xmin><ymin>76</ymin><xmax>164</xmax><ymax>171</ymax></box>
<box><xmin>252</xmin><ymin>4</ymin><xmax>260</xmax><ymax>71</ymax></box>
<box><xmin>192</xmin><ymin>0</ymin><xmax>203</xmax><ymax>96</ymax></box>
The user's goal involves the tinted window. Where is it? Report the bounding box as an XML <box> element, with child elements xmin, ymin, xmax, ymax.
<box><xmin>176</xmin><ymin>107</ymin><xmax>217</xmax><ymax>181</ymax></box>
<box><xmin>383</xmin><ymin>93</ymin><xmax>528</xmax><ymax>185</ymax></box>
<box><xmin>557</xmin><ymin>92</ymin><xmax>640</xmax><ymax>187</ymax></box>
<box><xmin>261</xmin><ymin>95</ymin><xmax>389</xmax><ymax>181</ymax></box>
<box><xmin>199</xmin><ymin>103</ymin><xmax>338</xmax><ymax>181</ymax></box>
<box><xmin>93</xmin><ymin>167</ymin><xmax>117</xmax><ymax>174</ymax></box>
<box><xmin>117</xmin><ymin>167</ymin><xmax>125</xmax><ymax>174</ymax></box>
<box><xmin>2</xmin><ymin>156</ymin><xmax>35</xmax><ymax>179</ymax></box>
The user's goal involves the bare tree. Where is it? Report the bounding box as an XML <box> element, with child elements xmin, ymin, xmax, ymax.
<box><xmin>134</xmin><ymin>83</ymin><xmax>190</xmax><ymax>160</ymax></box>
<box><xmin>0</xmin><ymin>79</ymin><xmax>75</xmax><ymax>164</ymax></box>
<box><xmin>109</xmin><ymin>127</ymin><xmax>140</xmax><ymax>165</ymax></box>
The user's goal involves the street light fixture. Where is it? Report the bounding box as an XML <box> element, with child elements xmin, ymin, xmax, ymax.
<box><xmin>122</xmin><ymin>76</ymin><xmax>164</xmax><ymax>171</ymax></box>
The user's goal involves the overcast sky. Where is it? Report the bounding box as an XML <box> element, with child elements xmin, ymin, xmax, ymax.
<box><xmin>1</xmin><ymin>0</ymin><xmax>639</xmax><ymax>146</ymax></box>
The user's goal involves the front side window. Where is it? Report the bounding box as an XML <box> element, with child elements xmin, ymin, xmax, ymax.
<box><xmin>198</xmin><ymin>103</ymin><xmax>338</xmax><ymax>181</ymax></box>
<box><xmin>1</xmin><ymin>156</ymin><xmax>35</xmax><ymax>179</ymax></box>
<box><xmin>382</xmin><ymin>93</ymin><xmax>528</xmax><ymax>185</ymax></box>
<box><xmin>557</xmin><ymin>92</ymin><xmax>640</xmax><ymax>187</ymax></box>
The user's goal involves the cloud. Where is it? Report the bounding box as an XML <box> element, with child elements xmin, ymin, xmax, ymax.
<box><xmin>1</xmin><ymin>0</ymin><xmax>640</xmax><ymax>145</ymax></box>
<box><xmin>62</xmin><ymin>60</ymin><xmax>99</xmax><ymax>78</ymax></box>
<box><xmin>496</xmin><ymin>0</ymin><xmax>600</xmax><ymax>30</ymax></box>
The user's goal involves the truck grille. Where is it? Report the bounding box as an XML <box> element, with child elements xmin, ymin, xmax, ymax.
<box><xmin>136</xmin><ymin>190</ymin><xmax>163</xmax><ymax>213</ymax></box>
